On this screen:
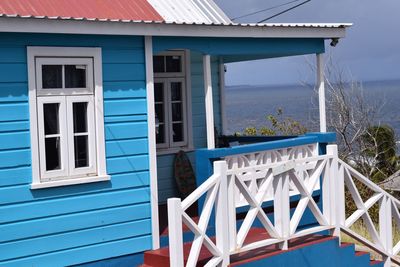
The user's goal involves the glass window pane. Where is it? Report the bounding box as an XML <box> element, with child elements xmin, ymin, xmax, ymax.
<box><xmin>172</xmin><ymin>123</ymin><xmax>184</xmax><ymax>142</ymax></box>
<box><xmin>45</xmin><ymin>137</ymin><xmax>61</xmax><ymax>171</ymax></box>
<box><xmin>154</xmin><ymin>83</ymin><xmax>164</xmax><ymax>102</ymax></box>
<box><xmin>153</xmin><ymin>56</ymin><xmax>165</xmax><ymax>73</ymax></box>
<box><xmin>42</xmin><ymin>65</ymin><xmax>62</xmax><ymax>89</ymax></box>
<box><xmin>44</xmin><ymin>103</ymin><xmax>60</xmax><ymax>135</ymax></box>
<box><xmin>65</xmin><ymin>65</ymin><xmax>87</xmax><ymax>88</ymax></box>
<box><xmin>171</xmin><ymin>82</ymin><xmax>182</xmax><ymax>101</ymax></box>
<box><xmin>172</xmin><ymin>103</ymin><xmax>182</xmax><ymax>121</ymax></box>
<box><xmin>166</xmin><ymin>56</ymin><xmax>182</xmax><ymax>73</ymax></box>
<box><xmin>74</xmin><ymin>136</ymin><xmax>89</xmax><ymax>168</ymax></box>
<box><xmin>73</xmin><ymin>102</ymin><xmax>88</xmax><ymax>133</ymax></box>
<box><xmin>155</xmin><ymin>104</ymin><xmax>164</xmax><ymax>123</ymax></box>
<box><xmin>156</xmin><ymin>124</ymin><xmax>165</xmax><ymax>144</ymax></box>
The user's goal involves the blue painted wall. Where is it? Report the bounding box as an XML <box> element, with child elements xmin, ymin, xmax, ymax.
<box><xmin>0</xmin><ymin>33</ymin><xmax>152</xmax><ymax>266</ymax></box>
<box><xmin>157</xmin><ymin>51</ymin><xmax>222</xmax><ymax>203</ymax></box>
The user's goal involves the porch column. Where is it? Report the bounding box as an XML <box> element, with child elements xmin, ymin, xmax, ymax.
<box><xmin>203</xmin><ymin>54</ymin><xmax>215</xmax><ymax>149</ymax></box>
<box><xmin>317</xmin><ymin>53</ymin><xmax>327</xmax><ymax>133</ymax></box>
<box><xmin>219</xmin><ymin>57</ymin><xmax>227</xmax><ymax>136</ymax></box>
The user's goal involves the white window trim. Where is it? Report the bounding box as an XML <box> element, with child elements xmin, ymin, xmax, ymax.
<box><xmin>28</xmin><ymin>46</ymin><xmax>109</xmax><ymax>189</ymax></box>
<box><xmin>154</xmin><ymin>50</ymin><xmax>193</xmax><ymax>155</ymax></box>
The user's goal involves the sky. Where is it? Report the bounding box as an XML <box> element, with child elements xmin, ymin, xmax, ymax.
<box><xmin>214</xmin><ymin>0</ymin><xmax>400</xmax><ymax>86</ymax></box>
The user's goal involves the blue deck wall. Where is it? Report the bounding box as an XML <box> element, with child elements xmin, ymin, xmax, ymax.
<box><xmin>0</xmin><ymin>33</ymin><xmax>152</xmax><ymax>266</ymax></box>
<box><xmin>157</xmin><ymin>52</ymin><xmax>221</xmax><ymax>203</ymax></box>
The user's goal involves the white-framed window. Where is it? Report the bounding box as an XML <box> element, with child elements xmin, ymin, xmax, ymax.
<box><xmin>28</xmin><ymin>47</ymin><xmax>109</xmax><ymax>189</ymax></box>
<box><xmin>153</xmin><ymin>51</ymin><xmax>192</xmax><ymax>153</ymax></box>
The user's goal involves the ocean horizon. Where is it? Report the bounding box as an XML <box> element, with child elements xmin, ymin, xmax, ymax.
<box><xmin>225</xmin><ymin>79</ymin><xmax>400</xmax><ymax>140</ymax></box>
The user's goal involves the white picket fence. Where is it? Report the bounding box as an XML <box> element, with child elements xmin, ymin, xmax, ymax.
<box><xmin>167</xmin><ymin>144</ymin><xmax>400</xmax><ymax>267</ymax></box>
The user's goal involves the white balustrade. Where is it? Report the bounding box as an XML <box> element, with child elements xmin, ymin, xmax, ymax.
<box><xmin>167</xmin><ymin>143</ymin><xmax>400</xmax><ymax>267</ymax></box>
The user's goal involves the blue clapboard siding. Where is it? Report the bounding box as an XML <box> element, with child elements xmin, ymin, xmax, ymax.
<box><xmin>0</xmin><ymin>33</ymin><xmax>152</xmax><ymax>266</ymax></box>
<box><xmin>157</xmin><ymin>52</ymin><xmax>222</xmax><ymax>203</ymax></box>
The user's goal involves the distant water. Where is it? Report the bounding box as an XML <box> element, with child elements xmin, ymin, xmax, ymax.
<box><xmin>225</xmin><ymin>80</ymin><xmax>400</xmax><ymax>139</ymax></box>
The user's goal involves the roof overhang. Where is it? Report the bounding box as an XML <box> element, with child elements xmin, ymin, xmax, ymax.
<box><xmin>0</xmin><ymin>17</ymin><xmax>352</xmax><ymax>39</ymax></box>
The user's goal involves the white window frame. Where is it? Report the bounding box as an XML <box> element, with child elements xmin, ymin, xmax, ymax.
<box><xmin>28</xmin><ymin>47</ymin><xmax>109</xmax><ymax>189</ymax></box>
<box><xmin>154</xmin><ymin>51</ymin><xmax>193</xmax><ymax>154</ymax></box>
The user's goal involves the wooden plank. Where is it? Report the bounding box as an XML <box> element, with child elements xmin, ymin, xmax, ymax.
<box><xmin>102</xmin><ymin>48</ymin><xmax>145</xmax><ymax>64</ymax></box>
<box><xmin>0</xmin><ymin>149</ymin><xmax>30</xmax><ymax>169</ymax></box>
<box><xmin>0</xmin><ymin>131</ymin><xmax>30</xmax><ymax>151</ymax></box>
<box><xmin>0</xmin><ymin>120</ymin><xmax>29</xmax><ymax>133</ymax></box>
<box><xmin>103</xmin><ymin>81</ymin><xmax>146</xmax><ymax>99</ymax></box>
<box><xmin>106</xmin><ymin>138</ymin><xmax>148</xmax><ymax>158</ymax></box>
<box><xmin>0</xmin><ymin>187</ymin><xmax>150</xmax><ymax>224</ymax></box>
<box><xmin>105</xmin><ymin>121</ymin><xmax>148</xmax><ymax>140</ymax></box>
<box><xmin>0</xmin><ymin>171</ymin><xmax>150</xmax><ymax>205</ymax></box>
<box><xmin>0</xmin><ymin>63</ymin><xmax>27</xmax><ymax>83</ymax></box>
<box><xmin>0</xmin><ymin>235</ymin><xmax>152</xmax><ymax>267</ymax></box>
<box><xmin>0</xmin><ymin>219</ymin><xmax>151</xmax><ymax>261</ymax></box>
<box><xmin>107</xmin><ymin>154</ymin><xmax>149</xmax><ymax>174</ymax></box>
<box><xmin>0</xmin><ymin>83</ymin><xmax>28</xmax><ymax>102</ymax></box>
<box><xmin>0</xmin><ymin>102</ymin><xmax>28</xmax><ymax>122</ymax></box>
<box><xmin>0</xmin><ymin>166</ymin><xmax>31</xmax><ymax>187</ymax></box>
<box><xmin>103</xmin><ymin>63</ymin><xmax>145</xmax><ymax>82</ymax></box>
<box><xmin>104</xmin><ymin>98</ymin><xmax>147</xmax><ymax>116</ymax></box>
<box><xmin>0</xmin><ymin>203</ymin><xmax>151</xmax><ymax>243</ymax></box>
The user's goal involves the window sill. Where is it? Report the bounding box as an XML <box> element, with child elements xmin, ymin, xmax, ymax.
<box><xmin>156</xmin><ymin>147</ymin><xmax>195</xmax><ymax>156</ymax></box>
<box><xmin>31</xmin><ymin>175</ymin><xmax>110</xmax><ymax>190</ymax></box>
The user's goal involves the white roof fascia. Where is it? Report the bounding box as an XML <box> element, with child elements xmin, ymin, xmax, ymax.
<box><xmin>0</xmin><ymin>17</ymin><xmax>351</xmax><ymax>39</ymax></box>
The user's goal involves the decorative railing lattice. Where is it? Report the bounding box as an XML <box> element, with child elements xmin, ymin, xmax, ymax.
<box><xmin>167</xmin><ymin>144</ymin><xmax>400</xmax><ymax>267</ymax></box>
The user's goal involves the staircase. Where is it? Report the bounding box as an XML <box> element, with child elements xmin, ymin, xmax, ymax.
<box><xmin>148</xmin><ymin>144</ymin><xmax>400</xmax><ymax>267</ymax></box>
<box><xmin>143</xmin><ymin>229</ymin><xmax>384</xmax><ymax>266</ymax></box>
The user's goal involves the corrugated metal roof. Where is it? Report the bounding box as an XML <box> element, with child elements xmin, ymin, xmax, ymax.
<box><xmin>0</xmin><ymin>0</ymin><xmax>163</xmax><ymax>22</ymax></box>
<box><xmin>147</xmin><ymin>0</ymin><xmax>232</xmax><ymax>24</ymax></box>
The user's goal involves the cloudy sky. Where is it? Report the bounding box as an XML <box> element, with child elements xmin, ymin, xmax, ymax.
<box><xmin>214</xmin><ymin>0</ymin><xmax>400</xmax><ymax>85</ymax></box>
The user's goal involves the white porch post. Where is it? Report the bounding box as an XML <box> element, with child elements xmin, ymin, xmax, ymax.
<box><xmin>145</xmin><ymin>36</ymin><xmax>160</xmax><ymax>249</ymax></box>
<box><xmin>203</xmin><ymin>54</ymin><xmax>215</xmax><ymax>149</ymax></box>
<box><xmin>219</xmin><ymin>57</ymin><xmax>227</xmax><ymax>136</ymax></box>
<box><xmin>317</xmin><ymin>53</ymin><xmax>327</xmax><ymax>133</ymax></box>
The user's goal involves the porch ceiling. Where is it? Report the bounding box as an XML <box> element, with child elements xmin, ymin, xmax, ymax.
<box><xmin>153</xmin><ymin>36</ymin><xmax>325</xmax><ymax>63</ymax></box>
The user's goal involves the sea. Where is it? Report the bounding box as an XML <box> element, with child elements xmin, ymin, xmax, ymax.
<box><xmin>225</xmin><ymin>80</ymin><xmax>400</xmax><ymax>141</ymax></box>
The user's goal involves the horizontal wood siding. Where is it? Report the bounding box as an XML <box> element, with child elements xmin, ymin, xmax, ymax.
<box><xmin>157</xmin><ymin>52</ymin><xmax>221</xmax><ymax>203</ymax></box>
<box><xmin>0</xmin><ymin>33</ymin><xmax>152</xmax><ymax>266</ymax></box>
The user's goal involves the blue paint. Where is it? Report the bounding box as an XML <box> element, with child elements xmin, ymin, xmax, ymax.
<box><xmin>235</xmin><ymin>237</ymin><xmax>377</xmax><ymax>267</ymax></box>
<box><xmin>153</xmin><ymin>37</ymin><xmax>325</xmax><ymax>63</ymax></box>
<box><xmin>71</xmin><ymin>252</ymin><xmax>145</xmax><ymax>267</ymax></box>
<box><xmin>0</xmin><ymin>33</ymin><xmax>153</xmax><ymax>266</ymax></box>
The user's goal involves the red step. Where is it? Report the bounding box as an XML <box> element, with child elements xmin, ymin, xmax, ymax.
<box><xmin>143</xmin><ymin>229</ymin><xmax>336</xmax><ymax>267</ymax></box>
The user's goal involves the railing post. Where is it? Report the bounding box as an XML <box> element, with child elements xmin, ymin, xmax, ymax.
<box><xmin>227</xmin><ymin>171</ymin><xmax>237</xmax><ymax>253</ymax></box>
<box><xmin>274</xmin><ymin>172</ymin><xmax>290</xmax><ymax>250</ymax></box>
<box><xmin>379</xmin><ymin>195</ymin><xmax>393</xmax><ymax>267</ymax></box>
<box><xmin>214</xmin><ymin>161</ymin><xmax>230</xmax><ymax>266</ymax></box>
<box><xmin>326</xmin><ymin>145</ymin><xmax>339</xmax><ymax>237</ymax></box>
<box><xmin>168</xmin><ymin>198</ymin><xmax>184</xmax><ymax>267</ymax></box>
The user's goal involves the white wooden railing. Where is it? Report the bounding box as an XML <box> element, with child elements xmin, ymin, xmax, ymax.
<box><xmin>167</xmin><ymin>144</ymin><xmax>400</xmax><ymax>267</ymax></box>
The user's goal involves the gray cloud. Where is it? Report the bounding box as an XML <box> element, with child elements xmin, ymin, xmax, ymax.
<box><xmin>214</xmin><ymin>0</ymin><xmax>400</xmax><ymax>85</ymax></box>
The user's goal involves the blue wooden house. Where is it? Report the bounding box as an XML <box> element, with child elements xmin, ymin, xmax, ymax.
<box><xmin>1</xmin><ymin>1</ymin><xmax>397</xmax><ymax>267</ymax></box>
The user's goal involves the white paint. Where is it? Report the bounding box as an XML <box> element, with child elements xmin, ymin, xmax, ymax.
<box><xmin>145</xmin><ymin>36</ymin><xmax>160</xmax><ymax>250</ymax></box>
<box><xmin>203</xmin><ymin>54</ymin><xmax>215</xmax><ymax>149</ymax></box>
<box><xmin>167</xmin><ymin>198</ymin><xmax>184</xmax><ymax>267</ymax></box>
<box><xmin>27</xmin><ymin>47</ymin><xmax>107</xmax><ymax>188</ymax></box>
<box><xmin>147</xmin><ymin>0</ymin><xmax>231</xmax><ymax>24</ymax></box>
<box><xmin>219</xmin><ymin>58</ymin><xmax>227</xmax><ymax>135</ymax></box>
<box><xmin>317</xmin><ymin>53</ymin><xmax>327</xmax><ymax>133</ymax></box>
<box><xmin>0</xmin><ymin>17</ymin><xmax>350</xmax><ymax>39</ymax></box>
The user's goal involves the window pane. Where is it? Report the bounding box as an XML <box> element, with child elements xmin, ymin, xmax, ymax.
<box><xmin>172</xmin><ymin>103</ymin><xmax>182</xmax><ymax>121</ymax></box>
<box><xmin>42</xmin><ymin>65</ymin><xmax>62</xmax><ymax>89</ymax></box>
<box><xmin>74</xmin><ymin>135</ymin><xmax>89</xmax><ymax>168</ymax></box>
<box><xmin>172</xmin><ymin>123</ymin><xmax>184</xmax><ymax>142</ymax></box>
<box><xmin>44</xmin><ymin>103</ymin><xmax>60</xmax><ymax>135</ymax></box>
<box><xmin>73</xmin><ymin>102</ymin><xmax>88</xmax><ymax>133</ymax></box>
<box><xmin>155</xmin><ymin>104</ymin><xmax>164</xmax><ymax>123</ymax></box>
<box><xmin>166</xmin><ymin>56</ymin><xmax>182</xmax><ymax>73</ymax></box>
<box><xmin>154</xmin><ymin>83</ymin><xmax>164</xmax><ymax>102</ymax></box>
<box><xmin>65</xmin><ymin>65</ymin><xmax>87</xmax><ymax>88</ymax></box>
<box><xmin>156</xmin><ymin>124</ymin><xmax>165</xmax><ymax>144</ymax></box>
<box><xmin>153</xmin><ymin>56</ymin><xmax>165</xmax><ymax>73</ymax></box>
<box><xmin>171</xmin><ymin>82</ymin><xmax>182</xmax><ymax>101</ymax></box>
<box><xmin>45</xmin><ymin>137</ymin><xmax>61</xmax><ymax>171</ymax></box>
